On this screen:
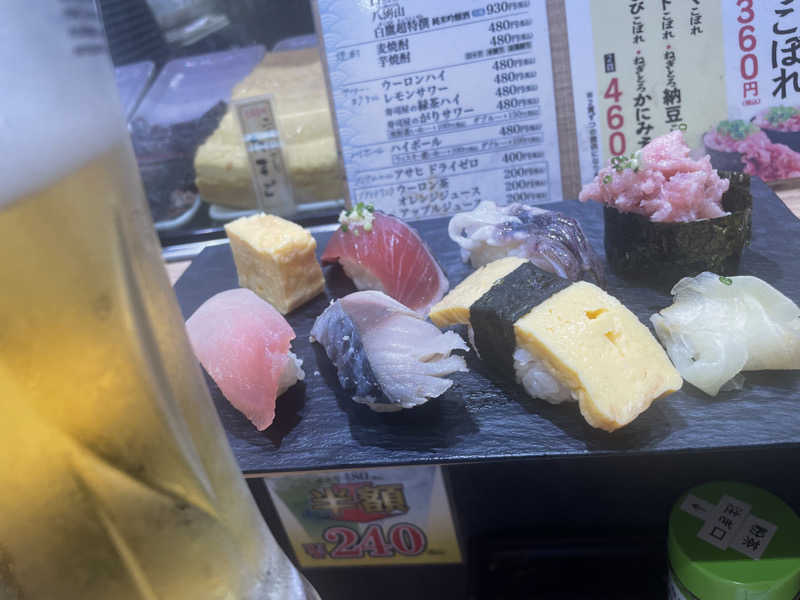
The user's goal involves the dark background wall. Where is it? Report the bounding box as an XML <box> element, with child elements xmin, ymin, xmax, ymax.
<box><xmin>249</xmin><ymin>447</ymin><xmax>800</xmax><ymax>599</ymax></box>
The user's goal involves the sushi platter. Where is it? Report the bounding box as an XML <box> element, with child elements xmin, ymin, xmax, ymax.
<box><xmin>174</xmin><ymin>176</ymin><xmax>800</xmax><ymax>475</ymax></box>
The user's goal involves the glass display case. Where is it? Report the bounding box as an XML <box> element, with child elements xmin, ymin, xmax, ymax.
<box><xmin>103</xmin><ymin>0</ymin><xmax>344</xmax><ymax>248</ymax></box>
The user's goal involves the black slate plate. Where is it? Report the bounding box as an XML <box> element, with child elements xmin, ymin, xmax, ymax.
<box><xmin>174</xmin><ymin>178</ymin><xmax>800</xmax><ymax>475</ymax></box>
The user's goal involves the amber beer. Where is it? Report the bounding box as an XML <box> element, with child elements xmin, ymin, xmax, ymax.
<box><xmin>0</xmin><ymin>3</ymin><xmax>317</xmax><ymax>599</ymax></box>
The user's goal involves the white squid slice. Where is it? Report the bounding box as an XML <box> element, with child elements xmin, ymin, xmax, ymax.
<box><xmin>651</xmin><ymin>272</ymin><xmax>800</xmax><ymax>396</ymax></box>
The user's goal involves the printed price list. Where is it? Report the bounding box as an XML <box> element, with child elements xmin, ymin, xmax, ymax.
<box><xmin>317</xmin><ymin>0</ymin><xmax>562</xmax><ymax>218</ymax></box>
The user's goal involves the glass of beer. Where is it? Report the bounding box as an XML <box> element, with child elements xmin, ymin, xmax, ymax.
<box><xmin>0</xmin><ymin>2</ymin><xmax>319</xmax><ymax>598</ymax></box>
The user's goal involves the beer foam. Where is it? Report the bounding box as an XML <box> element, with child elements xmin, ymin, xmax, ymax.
<box><xmin>0</xmin><ymin>0</ymin><xmax>126</xmax><ymax>206</ymax></box>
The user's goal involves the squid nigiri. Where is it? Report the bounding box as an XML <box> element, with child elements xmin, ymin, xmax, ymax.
<box><xmin>651</xmin><ymin>272</ymin><xmax>800</xmax><ymax>396</ymax></box>
<box><xmin>320</xmin><ymin>204</ymin><xmax>449</xmax><ymax>314</ymax></box>
<box><xmin>186</xmin><ymin>288</ymin><xmax>304</xmax><ymax>430</ymax></box>
<box><xmin>448</xmin><ymin>201</ymin><xmax>605</xmax><ymax>286</ymax></box>
<box><xmin>310</xmin><ymin>291</ymin><xmax>467</xmax><ymax>411</ymax></box>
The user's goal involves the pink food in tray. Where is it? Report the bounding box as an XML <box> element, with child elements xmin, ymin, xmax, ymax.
<box><xmin>753</xmin><ymin>106</ymin><xmax>800</xmax><ymax>132</ymax></box>
<box><xmin>704</xmin><ymin>130</ymin><xmax>745</xmax><ymax>153</ymax></box>
<box><xmin>579</xmin><ymin>131</ymin><xmax>730</xmax><ymax>223</ymax></box>
<box><xmin>738</xmin><ymin>131</ymin><xmax>800</xmax><ymax>180</ymax></box>
<box><xmin>703</xmin><ymin>120</ymin><xmax>761</xmax><ymax>153</ymax></box>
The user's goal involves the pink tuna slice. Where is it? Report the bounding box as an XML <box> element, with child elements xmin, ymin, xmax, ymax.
<box><xmin>185</xmin><ymin>288</ymin><xmax>295</xmax><ymax>430</ymax></box>
<box><xmin>320</xmin><ymin>212</ymin><xmax>449</xmax><ymax>314</ymax></box>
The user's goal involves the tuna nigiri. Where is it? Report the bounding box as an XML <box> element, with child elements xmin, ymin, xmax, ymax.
<box><xmin>448</xmin><ymin>201</ymin><xmax>605</xmax><ymax>286</ymax></box>
<box><xmin>320</xmin><ymin>203</ymin><xmax>449</xmax><ymax>314</ymax></box>
<box><xmin>651</xmin><ymin>272</ymin><xmax>800</xmax><ymax>396</ymax></box>
<box><xmin>185</xmin><ymin>288</ymin><xmax>304</xmax><ymax>430</ymax></box>
<box><xmin>310</xmin><ymin>291</ymin><xmax>467</xmax><ymax>411</ymax></box>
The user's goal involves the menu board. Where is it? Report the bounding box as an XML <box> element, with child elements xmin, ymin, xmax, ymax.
<box><xmin>567</xmin><ymin>0</ymin><xmax>800</xmax><ymax>185</ymax></box>
<box><xmin>315</xmin><ymin>0</ymin><xmax>563</xmax><ymax>218</ymax></box>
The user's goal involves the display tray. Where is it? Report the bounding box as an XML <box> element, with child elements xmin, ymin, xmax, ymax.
<box><xmin>174</xmin><ymin>178</ymin><xmax>800</xmax><ymax>475</ymax></box>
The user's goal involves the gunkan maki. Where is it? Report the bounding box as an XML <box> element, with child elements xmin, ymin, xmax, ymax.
<box><xmin>579</xmin><ymin>131</ymin><xmax>752</xmax><ymax>284</ymax></box>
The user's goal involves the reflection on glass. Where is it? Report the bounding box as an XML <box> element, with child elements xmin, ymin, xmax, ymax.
<box><xmin>0</xmin><ymin>2</ymin><xmax>318</xmax><ymax>598</ymax></box>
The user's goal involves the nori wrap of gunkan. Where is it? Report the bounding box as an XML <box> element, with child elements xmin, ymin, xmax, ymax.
<box><xmin>579</xmin><ymin>132</ymin><xmax>753</xmax><ymax>285</ymax></box>
<box><xmin>603</xmin><ymin>171</ymin><xmax>751</xmax><ymax>283</ymax></box>
<box><xmin>429</xmin><ymin>257</ymin><xmax>682</xmax><ymax>432</ymax></box>
<box><xmin>470</xmin><ymin>261</ymin><xmax>570</xmax><ymax>380</ymax></box>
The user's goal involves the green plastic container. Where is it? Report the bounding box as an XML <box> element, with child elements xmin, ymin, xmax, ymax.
<box><xmin>668</xmin><ymin>481</ymin><xmax>800</xmax><ymax>600</ymax></box>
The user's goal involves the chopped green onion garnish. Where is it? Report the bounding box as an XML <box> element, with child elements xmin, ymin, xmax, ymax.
<box><xmin>341</xmin><ymin>223</ymin><xmax>348</xmax><ymax>232</ymax></box>
<box><xmin>679</xmin><ymin>123</ymin><xmax>688</xmax><ymax>131</ymax></box>
<box><xmin>719</xmin><ymin>276</ymin><xmax>733</xmax><ymax>286</ymax></box>
<box><xmin>717</xmin><ymin>119</ymin><xmax>759</xmax><ymax>140</ymax></box>
<box><xmin>766</xmin><ymin>105</ymin><xmax>800</xmax><ymax>125</ymax></box>
<box><xmin>603</xmin><ymin>175</ymin><xmax>612</xmax><ymax>184</ymax></box>
<box><xmin>367</xmin><ymin>204</ymin><xmax>375</xmax><ymax>212</ymax></box>
<box><xmin>608</xmin><ymin>149</ymin><xmax>644</xmax><ymax>173</ymax></box>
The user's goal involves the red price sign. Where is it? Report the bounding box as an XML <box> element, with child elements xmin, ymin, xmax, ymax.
<box><xmin>604</xmin><ymin>77</ymin><xmax>626</xmax><ymax>156</ymax></box>
<box><xmin>311</xmin><ymin>523</ymin><xmax>427</xmax><ymax>560</ymax></box>
<box><xmin>265</xmin><ymin>466</ymin><xmax>462</xmax><ymax>568</ymax></box>
<box><xmin>736</xmin><ymin>0</ymin><xmax>760</xmax><ymax>105</ymax></box>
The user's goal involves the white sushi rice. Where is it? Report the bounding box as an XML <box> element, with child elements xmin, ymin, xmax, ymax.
<box><xmin>466</xmin><ymin>325</ymin><xmax>574</xmax><ymax>403</ymax></box>
<box><xmin>512</xmin><ymin>347</ymin><xmax>574</xmax><ymax>404</ymax></box>
<box><xmin>276</xmin><ymin>351</ymin><xmax>304</xmax><ymax>397</ymax></box>
<box><xmin>340</xmin><ymin>258</ymin><xmax>385</xmax><ymax>294</ymax></box>
<box><xmin>467</xmin><ymin>326</ymin><xmax>479</xmax><ymax>358</ymax></box>
<box><xmin>352</xmin><ymin>394</ymin><xmax>404</xmax><ymax>412</ymax></box>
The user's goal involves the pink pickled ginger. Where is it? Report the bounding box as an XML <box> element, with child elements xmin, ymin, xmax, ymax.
<box><xmin>186</xmin><ymin>288</ymin><xmax>299</xmax><ymax>430</ymax></box>
<box><xmin>579</xmin><ymin>131</ymin><xmax>730</xmax><ymax>223</ymax></box>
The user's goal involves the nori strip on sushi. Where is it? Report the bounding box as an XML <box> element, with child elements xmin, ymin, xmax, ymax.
<box><xmin>470</xmin><ymin>262</ymin><xmax>571</xmax><ymax>380</ymax></box>
<box><xmin>603</xmin><ymin>171</ymin><xmax>752</xmax><ymax>285</ymax></box>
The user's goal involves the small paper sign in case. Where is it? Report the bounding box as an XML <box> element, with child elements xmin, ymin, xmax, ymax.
<box><xmin>264</xmin><ymin>465</ymin><xmax>461</xmax><ymax>567</ymax></box>
<box><xmin>234</xmin><ymin>95</ymin><xmax>295</xmax><ymax>216</ymax></box>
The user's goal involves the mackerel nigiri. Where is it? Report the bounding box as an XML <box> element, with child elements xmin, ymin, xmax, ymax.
<box><xmin>310</xmin><ymin>291</ymin><xmax>467</xmax><ymax>411</ymax></box>
<box><xmin>186</xmin><ymin>288</ymin><xmax>304</xmax><ymax>430</ymax></box>
<box><xmin>320</xmin><ymin>204</ymin><xmax>449</xmax><ymax>314</ymax></box>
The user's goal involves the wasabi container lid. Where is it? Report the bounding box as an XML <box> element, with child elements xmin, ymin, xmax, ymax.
<box><xmin>668</xmin><ymin>481</ymin><xmax>800</xmax><ymax>600</ymax></box>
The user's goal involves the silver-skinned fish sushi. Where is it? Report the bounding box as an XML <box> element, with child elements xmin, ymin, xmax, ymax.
<box><xmin>310</xmin><ymin>291</ymin><xmax>468</xmax><ymax>411</ymax></box>
<box><xmin>651</xmin><ymin>272</ymin><xmax>800</xmax><ymax>396</ymax></box>
<box><xmin>448</xmin><ymin>200</ymin><xmax>605</xmax><ymax>286</ymax></box>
